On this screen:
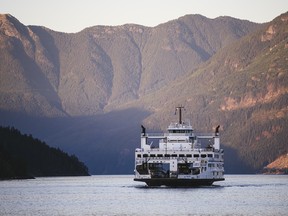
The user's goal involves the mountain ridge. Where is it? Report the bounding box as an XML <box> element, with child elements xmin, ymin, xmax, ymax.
<box><xmin>0</xmin><ymin>12</ymin><xmax>287</xmax><ymax>174</ymax></box>
<box><xmin>130</xmin><ymin>12</ymin><xmax>288</xmax><ymax>172</ymax></box>
<box><xmin>0</xmin><ymin>13</ymin><xmax>260</xmax><ymax>116</ymax></box>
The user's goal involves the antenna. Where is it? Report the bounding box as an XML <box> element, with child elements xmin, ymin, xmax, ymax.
<box><xmin>175</xmin><ymin>106</ymin><xmax>185</xmax><ymax>124</ymax></box>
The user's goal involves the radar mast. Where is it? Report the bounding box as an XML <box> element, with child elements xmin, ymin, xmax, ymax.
<box><xmin>175</xmin><ymin>106</ymin><xmax>185</xmax><ymax>124</ymax></box>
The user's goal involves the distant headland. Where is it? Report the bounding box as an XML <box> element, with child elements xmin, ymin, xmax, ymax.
<box><xmin>0</xmin><ymin>126</ymin><xmax>89</xmax><ymax>180</ymax></box>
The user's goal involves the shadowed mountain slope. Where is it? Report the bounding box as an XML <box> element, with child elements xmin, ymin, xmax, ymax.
<box><xmin>0</xmin><ymin>14</ymin><xmax>258</xmax><ymax>116</ymax></box>
<box><xmin>127</xmin><ymin>12</ymin><xmax>288</xmax><ymax>173</ymax></box>
<box><xmin>1</xmin><ymin>12</ymin><xmax>287</xmax><ymax>174</ymax></box>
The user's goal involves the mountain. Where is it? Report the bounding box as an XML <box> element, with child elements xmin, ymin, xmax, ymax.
<box><xmin>0</xmin><ymin>126</ymin><xmax>89</xmax><ymax>179</ymax></box>
<box><xmin>0</xmin><ymin>14</ymin><xmax>258</xmax><ymax>116</ymax></box>
<box><xmin>131</xmin><ymin>12</ymin><xmax>288</xmax><ymax>173</ymax></box>
<box><xmin>0</xmin><ymin>12</ymin><xmax>287</xmax><ymax>174</ymax></box>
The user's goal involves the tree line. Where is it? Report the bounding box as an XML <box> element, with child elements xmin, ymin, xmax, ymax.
<box><xmin>0</xmin><ymin>126</ymin><xmax>89</xmax><ymax>179</ymax></box>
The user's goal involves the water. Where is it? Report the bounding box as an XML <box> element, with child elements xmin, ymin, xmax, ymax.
<box><xmin>0</xmin><ymin>175</ymin><xmax>287</xmax><ymax>216</ymax></box>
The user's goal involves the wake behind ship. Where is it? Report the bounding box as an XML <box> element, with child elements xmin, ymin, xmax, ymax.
<box><xmin>134</xmin><ymin>106</ymin><xmax>224</xmax><ymax>187</ymax></box>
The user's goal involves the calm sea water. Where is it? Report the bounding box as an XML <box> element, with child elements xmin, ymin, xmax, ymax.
<box><xmin>0</xmin><ymin>175</ymin><xmax>287</xmax><ymax>216</ymax></box>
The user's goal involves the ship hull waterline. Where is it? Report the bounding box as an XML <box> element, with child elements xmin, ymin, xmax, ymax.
<box><xmin>134</xmin><ymin>178</ymin><xmax>225</xmax><ymax>187</ymax></box>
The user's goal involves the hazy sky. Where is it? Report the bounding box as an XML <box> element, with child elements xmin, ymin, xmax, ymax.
<box><xmin>1</xmin><ymin>0</ymin><xmax>288</xmax><ymax>33</ymax></box>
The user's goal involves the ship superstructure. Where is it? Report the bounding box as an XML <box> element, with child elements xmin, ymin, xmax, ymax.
<box><xmin>134</xmin><ymin>106</ymin><xmax>224</xmax><ymax>186</ymax></box>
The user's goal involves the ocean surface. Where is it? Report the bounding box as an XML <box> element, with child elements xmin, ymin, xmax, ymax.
<box><xmin>0</xmin><ymin>175</ymin><xmax>287</xmax><ymax>216</ymax></box>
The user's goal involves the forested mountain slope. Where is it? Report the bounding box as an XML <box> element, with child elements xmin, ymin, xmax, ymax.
<box><xmin>0</xmin><ymin>126</ymin><xmax>89</xmax><ymax>179</ymax></box>
<box><xmin>0</xmin><ymin>12</ymin><xmax>287</xmax><ymax>174</ymax></box>
<box><xmin>131</xmin><ymin>12</ymin><xmax>288</xmax><ymax>172</ymax></box>
<box><xmin>0</xmin><ymin>14</ymin><xmax>258</xmax><ymax>116</ymax></box>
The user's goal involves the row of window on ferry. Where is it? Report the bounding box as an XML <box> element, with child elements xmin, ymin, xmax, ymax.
<box><xmin>137</xmin><ymin>153</ymin><xmax>220</xmax><ymax>158</ymax></box>
<box><xmin>168</xmin><ymin>130</ymin><xmax>192</xmax><ymax>133</ymax></box>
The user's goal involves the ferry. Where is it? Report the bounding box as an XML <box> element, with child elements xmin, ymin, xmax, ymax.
<box><xmin>134</xmin><ymin>106</ymin><xmax>225</xmax><ymax>186</ymax></box>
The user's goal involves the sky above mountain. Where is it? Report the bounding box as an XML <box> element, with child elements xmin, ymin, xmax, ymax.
<box><xmin>1</xmin><ymin>0</ymin><xmax>287</xmax><ymax>33</ymax></box>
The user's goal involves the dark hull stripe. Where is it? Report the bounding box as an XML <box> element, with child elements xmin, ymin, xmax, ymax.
<box><xmin>134</xmin><ymin>178</ymin><xmax>225</xmax><ymax>187</ymax></box>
